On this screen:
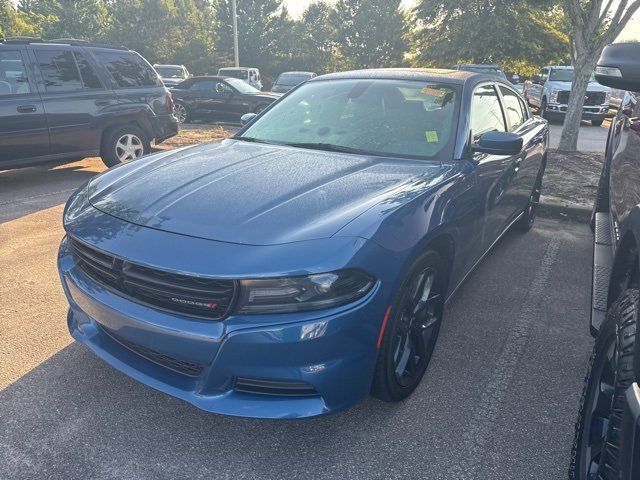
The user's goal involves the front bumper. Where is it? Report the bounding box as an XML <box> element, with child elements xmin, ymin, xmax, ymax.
<box><xmin>58</xmin><ymin>235</ymin><xmax>390</xmax><ymax>419</ymax></box>
<box><xmin>546</xmin><ymin>103</ymin><xmax>609</xmax><ymax>119</ymax></box>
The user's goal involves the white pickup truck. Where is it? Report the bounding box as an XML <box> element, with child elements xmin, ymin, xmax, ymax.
<box><xmin>524</xmin><ymin>65</ymin><xmax>611</xmax><ymax>126</ymax></box>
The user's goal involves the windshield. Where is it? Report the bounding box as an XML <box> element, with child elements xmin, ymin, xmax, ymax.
<box><xmin>219</xmin><ymin>68</ymin><xmax>248</xmax><ymax>79</ymax></box>
<box><xmin>225</xmin><ymin>77</ymin><xmax>260</xmax><ymax>93</ymax></box>
<box><xmin>155</xmin><ymin>67</ymin><xmax>184</xmax><ymax>78</ymax></box>
<box><xmin>549</xmin><ymin>68</ymin><xmax>596</xmax><ymax>83</ymax></box>
<box><xmin>276</xmin><ymin>74</ymin><xmax>312</xmax><ymax>87</ymax></box>
<box><xmin>239</xmin><ymin>79</ymin><xmax>459</xmax><ymax>160</ymax></box>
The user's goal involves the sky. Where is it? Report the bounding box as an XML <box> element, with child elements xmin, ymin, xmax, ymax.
<box><xmin>284</xmin><ymin>0</ymin><xmax>640</xmax><ymax>40</ymax></box>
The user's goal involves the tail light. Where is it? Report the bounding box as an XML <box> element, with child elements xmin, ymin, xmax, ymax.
<box><xmin>166</xmin><ymin>90</ymin><xmax>175</xmax><ymax>114</ymax></box>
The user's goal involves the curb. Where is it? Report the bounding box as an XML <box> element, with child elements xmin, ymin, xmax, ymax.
<box><xmin>538</xmin><ymin>199</ymin><xmax>591</xmax><ymax>223</ymax></box>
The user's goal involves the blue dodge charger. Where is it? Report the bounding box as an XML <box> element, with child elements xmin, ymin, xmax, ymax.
<box><xmin>58</xmin><ymin>69</ymin><xmax>548</xmax><ymax>418</ymax></box>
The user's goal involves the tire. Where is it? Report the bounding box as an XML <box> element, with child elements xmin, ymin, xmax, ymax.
<box><xmin>173</xmin><ymin>102</ymin><xmax>190</xmax><ymax>124</ymax></box>
<box><xmin>101</xmin><ymin>125</ymin><xmax>150</xmax><ymax>168</ymax></box>
<box><xmin>515</xmin><ymin>166</ymin><xmax>543</xmax><ymax>232</ymax></box>
<box><xmin>570</xmin><ymin>289</ymin><xmax>638</xmax><ymax>480</ymax></box>
<box><xmin>540</xmin><ymin>98</ymin><xmax>548</xmax><ymax>119</ymax></box>
<box><xmin>371</xmin><ymin>250</ymin><xmax>446</xmax><ymax>402</ymax></box>
<box><xmin>592</xmin><ymin>119</ymin><xmax>604</xmax><ymax>127</ymax></box>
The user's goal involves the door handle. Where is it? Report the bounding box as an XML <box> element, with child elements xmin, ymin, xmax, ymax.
<box><xmin>17</xmin><ymin>105</ymin><xmax>37</xmax><ymax>113</ymax></box>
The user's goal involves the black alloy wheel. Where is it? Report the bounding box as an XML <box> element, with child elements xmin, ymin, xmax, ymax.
<box><xmin>372</xmin><ymin>250</ymin><xmax>445</xmax><ymax>401</ymax></box>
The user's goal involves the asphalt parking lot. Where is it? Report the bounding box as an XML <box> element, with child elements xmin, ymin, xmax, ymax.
<box><xmin>1</xmin><ymin>152</ymin><xmax>594</xmax><ymax>479</ymax></box>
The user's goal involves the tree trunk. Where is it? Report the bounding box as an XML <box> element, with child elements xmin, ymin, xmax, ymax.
<box><xmin>557</xmin><ymin>56</ymin><xmax>599</xmax><ymax>151</ymax></box>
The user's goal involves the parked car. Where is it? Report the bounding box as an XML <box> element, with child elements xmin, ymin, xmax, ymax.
<box><xmin>525</xmin><ymin>65</ymin><xmax>611</xmax><ymax>126</ymax></box>
<box><xmin>217</xmin><ymin>67</ymin><xmax>262</xmax><ymax>90</ymax></box>
<box><xmin>170</xmin><ymin>76</ymin><xmax>279</xmax><ymax>123</ymax></box>
<box><xmin>570</xmin><ymin>42</ymin><xmax>640</xmax><ymax>480</ymax></box>
<box><xmin>154</xmin><ymin>64</ymin><xmax>190</xmax><ymax>87</ymax></box>
<box><xmin>0</xmin><ymin>37</ymin><xmax>177</xmax><ymax>169</ymax></box>
<box><xmin>271</xmin><ymin>71</ymin><xmax>316</xmax><ymax>93</ymax></box>
<box><xmin>454</xmin><ymin>63</ymin><xmax>509</xmax><ymax>82</ymax></box>
<box><xmin>58</xmin><ymin>68</ymin><xmax>548</xmax><ymax>419</ymax></box>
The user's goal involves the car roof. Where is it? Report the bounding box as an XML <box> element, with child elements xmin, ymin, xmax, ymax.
<box><xmin>218</xmin><ymin>67</ymin><xmax>257</xmax><ymax>71</ymax></box>
<box><xmin>0</xmin><ymin>37</ymin><xmax>129</xmax><ymax>51</ymax></box>
<box><xmin>279</xmin><ymin>71</ymin><xmax>315</xmax><ymax>75</ymax></box>
<box><xmin>311</xmin><ymin>68</ymin><xmax>502</xmax><ymax>86</ymax></box>
<box><xmin>155</xmin><ymin>64</ymin><xmax>185</xmax><ymax>68</ymax></box>
<box><xmin>458</xmin><ymin>64</ymin><xmax>501</xmax><ymax>68</ymax></box>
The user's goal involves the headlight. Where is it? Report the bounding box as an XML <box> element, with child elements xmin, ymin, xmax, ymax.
<box><xmin>235</xmin><ymin>269</ymin><xmax>375</xmax><ymax>314</ymax></box>
<box><xmin>549</xmin><ymin>90</ymin><xmax>559</xmax><ymax>104</ymax></box>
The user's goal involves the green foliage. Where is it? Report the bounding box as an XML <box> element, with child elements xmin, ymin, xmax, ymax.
<box><xmin>410</xmin><ymin>0</ymin><xmax>570</xmax><ymax>74</ymax></box>
<box><xmin>4</xmin><ymin>0</ymin><xmax>576</xmax><ymax>81</ymax></box>
<box><xmin>332</xmin><ymin>0</ymin><xmax>407</xmax><ymax>69</ymax></box>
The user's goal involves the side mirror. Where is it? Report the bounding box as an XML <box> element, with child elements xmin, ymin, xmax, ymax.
<box><xmin>472</xmin><ymin>131</ymin><xmax>523</xmax><ymax>156</ymax></box>
<box><xmin>240</xmin><ymin>112</ymin><xmax>257</xmax><ymax>126</ymax></box>
<box><xmin>596</xmin><ymin>42</ymin><xmax>640</xmax><ymax>91</ymax></box>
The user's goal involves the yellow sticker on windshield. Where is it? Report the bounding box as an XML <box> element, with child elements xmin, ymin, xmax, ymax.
<box><xmin>421</xmin><ymin>87</ymin><xmax>446</xmax><ymax>97</ymax></box>
<box><xmin>426</xmin><ymin>131</ymin><xmax>439</xmax><ymax>143</ymax></box>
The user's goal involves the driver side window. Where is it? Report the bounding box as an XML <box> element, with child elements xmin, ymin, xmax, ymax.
<box><xmin>470</xmin><ymin>84</ymin><xmax>506</xmax><ymax>141</ymax></box>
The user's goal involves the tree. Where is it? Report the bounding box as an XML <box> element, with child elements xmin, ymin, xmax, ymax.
<box><xmin>410</xmin><ymin>0</ymin><xmax>569</xmax><ymax>74</ymax></box>
<box><xmin>292</xmin><ymin>1</ymin><xmax>340</xmax><ymax>74</ymax></box>
<box><xmin>332</xmin><ymin>0</ymin><xmax>407</xmax><ymax>70</ymax></box>
<box><xmin>1</xmin><ymin>0</ymin><xmax>49</xmax><ymax>37</ymax></box>
<box><xmin>558</xmin><ymin>0</ymin><xmax>640</xmax><ymax>151</ymax></box>
<box><xmin>20</xmin><ymin>0</ymin><xmax>110</xmax><ymax>40</ymax></box>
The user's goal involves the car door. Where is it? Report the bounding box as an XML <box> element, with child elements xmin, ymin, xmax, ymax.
<box><xmin>185</xmin><ymin>79</ymin><xmax>219</xmax><ymax>116</ymax></box>
<box><xmin>498</xmin><ymin>85</ymin><xmax>545</xmax><ymax>214</ymax></box>
<box><xmin>32</xmin><ymin>45</ymin><xmax>113</xmax><ymax>156</ymax></box>
<box><xmin>0</xmin><ymin>47</ymin><xmax>49</xmax><ymax>165</ymax></box>
<box><xmin>470</xmin><ymin>83</ymin><xmax>525</xmax><ymax>249</ymax></box>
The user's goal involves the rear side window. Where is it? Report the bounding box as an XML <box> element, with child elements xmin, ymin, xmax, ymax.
<box><xmin>34</xmin><ymin>49</ymin><xmax>83</xmax><ymax>92</ymax></box>
<box><xmin>499</xmin><ymin>86</ymin><xmax>526</xmax><ymax>131</ymax></box>
<box><xmin>94</xmin><ymin>50</ymin><xmax>160</xmax><ymax>88</ymax></box>
<box><xmin>74</xmin><ymin>51</ymin><xmax>102</xmax><ymax>89</ymax></box>
<box><xmin>470</xmin><ymin>84</ymin><xmax>506</xmax><ymax>139</ymax></box>
<box><xmin>0</xmin><ymin>51</ymin><xmax>31</xmax><ymax>95</ymax></box>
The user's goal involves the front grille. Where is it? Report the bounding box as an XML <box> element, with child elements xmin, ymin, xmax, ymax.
<box><xmin>556</xmin><ymin>91</ymin><xmax>606</xmax><ymax>105</ymax></box>
<box><xmin>102</xmin><ymin>326</ymin><xmax>204</xmax><ymax>377</ymax></box>
<box><xmin>234</xmin><ymin>377</ymin><xmax>319</xmax><ymax>397</ymax></box>
<box><xmin>70</xmin><ymin>237</ymin><xmax>237</xmax><ymax>319</ymax></box>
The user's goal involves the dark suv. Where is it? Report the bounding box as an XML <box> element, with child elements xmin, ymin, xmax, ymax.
<box><xmin>571</xmin><ymin>42</ymin><xmax>640</xmax><ymax>480</ymax></box>
<box><xmin>0</xmin><ymin>38</ymin><xmax>178</xmax><ymax>169</ymax></box>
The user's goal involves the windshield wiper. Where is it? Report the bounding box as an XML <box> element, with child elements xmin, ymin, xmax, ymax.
<box><xmin>283</xmin><ymin>142</ymin><xmax>371</xmax><ymax>155</ymax></box>
<box><xmin>233</xmin><ymin>136</ymin><xmax>280</xmax><ymax>145</ymax></box>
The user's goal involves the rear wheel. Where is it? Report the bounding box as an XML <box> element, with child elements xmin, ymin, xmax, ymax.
<box><xmin>173</xmin><ymin>102</ymin><xmax>190</xmax><ymax>124</ymax></box>
<box><xmin>592</xmin><ymin>119</ymin><xmax>604</xmax><ymax>127</ymax></box>
<box><xmin>371</xmin><ymin>250</ymin><xmax>446</xmax><ymax>402</ymax></box>
<box><xmin>101</xmin><ymin>125</ymin><xmax>150</xmax><ymax>168</ymax></box>
<box><xmin>570</xmin><ymin>289</ymin><xmax>638</xmax><ymax>479</ymax></box>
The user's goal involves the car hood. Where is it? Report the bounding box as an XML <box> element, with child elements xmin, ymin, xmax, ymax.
<box><xmin>547</xmin><ymin>81</ymin><xmax>611</xmax><ymax>92</ymax></box>
<box><xmin>87</xmin><ymin>140</ymin><xmax>445</xmax><ymax>246</ymax></box>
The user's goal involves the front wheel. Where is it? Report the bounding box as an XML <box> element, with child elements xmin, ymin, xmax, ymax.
<box><xmin>371</xmin><ymin>250</ymin><xmax>446</xmax><ymax>402</ymax></box>
<box><xmin>101</xmin><ymin>125</ymin><xmax>150</xmax><ymax>168</ymax></box>
<box><xmin>570</xmin><ymin>289</ymin><xmax>638</xmax><ymax>479</ymax></box>
<box><xmin>539</xmin><ymin>98</ymin><xmax>548</xmax><ymax>119</ymax></box>
<box><xmin>516</xmin><ymin>173</ymin><xmax>542</xmax><ymax>232</ymax></box>
<box><xmin>591</xmin><ymin>118</ymin><xmax>604</xmax><ymax>127</ymax></box>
